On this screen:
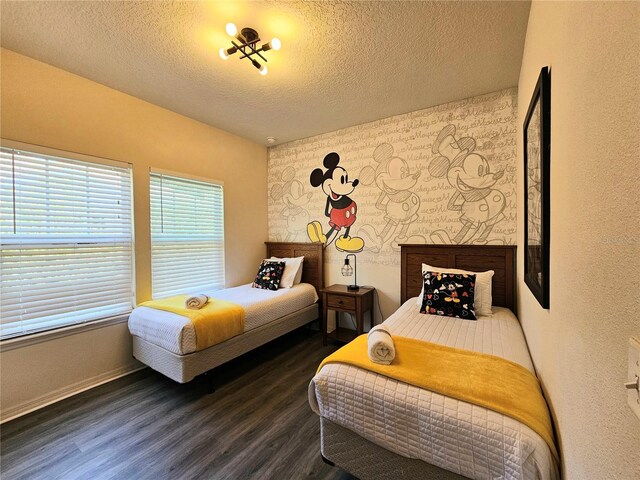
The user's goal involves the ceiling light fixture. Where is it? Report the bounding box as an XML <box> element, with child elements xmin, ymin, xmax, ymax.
<box><xmin>218</xmin><ymin>23</ymin><xmax>281</xmax><ymax>75</ymax></box>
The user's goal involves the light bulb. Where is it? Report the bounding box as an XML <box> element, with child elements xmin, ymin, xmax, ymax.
<box><xmin>219</xmin><ymin>48</ymin><xmax>229</xmax><ymax>60</ymax></box>
<box><xmin>341</xmin><ymin>263</ymin><xmax>353</xmax><ymax>277</ymax></box>
<box><xmin>270</xmin><ymin>38</ymin><xmax>282</xmax><ymax>51</ymax></box>
<box><xmin>259</xmin><ymin>64</ymin><xmax>268</xmax><ymax>75</ymax></box>
<box><xmin>225</xmin><ymin>23</ymin><xmax>237</xmax><ymax>37</ymax></box>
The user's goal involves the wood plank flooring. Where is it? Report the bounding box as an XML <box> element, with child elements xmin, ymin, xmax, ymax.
<box><xmin>1</xmin><ymin>328</ymin><xmax>355</xmax><ymax>480</ymax></box>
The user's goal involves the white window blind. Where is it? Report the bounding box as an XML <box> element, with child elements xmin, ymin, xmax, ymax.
<box><xmin>150</xmin><ymin>171</ymin><xmax>225</xmax><ymax>298</ymax></box>
<box><xmin>0</xmin><ymin>146</ymin><xmax>134</xmax><ymax>340</ymax></box>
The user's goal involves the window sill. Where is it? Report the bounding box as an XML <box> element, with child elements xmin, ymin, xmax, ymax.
<box><xmin>0</xmin><ymin>314</ymin><xmax>131</xmax><ymax>352</ymax></box>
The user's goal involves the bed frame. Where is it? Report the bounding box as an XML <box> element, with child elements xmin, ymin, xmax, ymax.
<box><xmin>401</xmin><ymin>243</ymin><xmax>516</xmax><ymax>312</ymax></box>
<box><xmin>132</xmin><ymin>241</ymin><xmax>324</xmax><ymax>383</ymax></box>
<box><xmin>320</xmin><ymin>244</ymin><xmax>517</xmax><ymax>479</ymax></box>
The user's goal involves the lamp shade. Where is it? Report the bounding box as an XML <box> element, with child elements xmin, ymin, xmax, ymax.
<box><xmin>343</xmin><ymin>254</ymin><xmax>359</xmax><ymax>291</ymax></box>
<box><xmin>341</xmin><ymin>259</ymin><xmax>353</xmax><ymax>277</ymax></box>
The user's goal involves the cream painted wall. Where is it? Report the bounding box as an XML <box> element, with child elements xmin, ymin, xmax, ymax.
<box><xmin>0</xmin><ymin>49</ymin><xmax>268</xmax><ymax>420</ymax></box>
<box><xmin>517</xmin><ymin>2</ymin><xmax>640</xmax><ymax>479</ymax></box>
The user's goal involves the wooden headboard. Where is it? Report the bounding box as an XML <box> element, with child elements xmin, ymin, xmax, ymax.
<box><xmin>265</xmin><ymin>242</ymin><xmax>325</xmax><ymax>294</ymax></box>
<box><xmin>400</xmin><ymin>244</ymin><xmax>517</xmax><ymax>312</ymax></box>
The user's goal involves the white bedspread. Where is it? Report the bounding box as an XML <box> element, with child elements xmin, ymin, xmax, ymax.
<box><xmin>309</xmin><ymin>299</ymin><xmax>558</xmax><ymax>480</ymax></box>
<box><xmin>129</xmin><ymin>283</ymin><xmax>318</xmax><ymax>355</ymax></box>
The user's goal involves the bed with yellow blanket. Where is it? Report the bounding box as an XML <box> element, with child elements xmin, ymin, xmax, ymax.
<box><xmin>128</xmin><ymin>241</ymin><xmax>324</xmax><ymax>383</ymax></box>
<box><xmin>138</xmin><ymin>296</ymin><xmax>246</xmax><ymax>353</ymax></box>
<box><xmin>308</xmin><ymin>243</ymin><xmax>558</xmax><ymax>480</ymax></box>
<box><xmin>309</xmin><ymin>300</ymin><xmax>559</xmax><ymax>480</ymax></box>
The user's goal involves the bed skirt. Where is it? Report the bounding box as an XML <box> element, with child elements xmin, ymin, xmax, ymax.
<box><xmin>320</xmin><ymin>417</ymin><xmax>468</xmax><ymax>480</ymax></box>
<box><xmin>133</xmin><ymin>304</ymin><xmax>318</xmax><ymax>383</ymax></box>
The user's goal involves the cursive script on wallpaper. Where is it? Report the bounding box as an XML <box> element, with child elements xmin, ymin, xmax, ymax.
<box><xmin>268</xmin><ymin>88</ymin><xmax>517</xmax><ymax>266</ymax></box>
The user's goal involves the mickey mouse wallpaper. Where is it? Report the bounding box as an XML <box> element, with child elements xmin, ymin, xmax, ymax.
<box><xmin>270</xmin><ymin>166</ymin><xmax>313</xmax><ymax>242</ymax></box>
<box><xmin>268</xmin><ymin>91</ymin><xmax>517</xmax><ymax>267</ymax></box>
<box><xmin>306</xmin><ymin>152</ymin><xmax>365</xmax><ymax>253</ymax></box>
<box><xmin>428</xmin><ymin>124</ymin><xmax>507</xmax><ymax>245</ymax></box>
<box><xmin>358</xmin><ymin>143</ymin><xmax>426</xmax><ymax>252</ymax></box>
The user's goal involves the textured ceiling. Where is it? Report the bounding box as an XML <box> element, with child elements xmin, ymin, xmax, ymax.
<box><xmin>1</xmin><ymin>1</ymin><xmax>530</xmax><ymax>146</ymax></box>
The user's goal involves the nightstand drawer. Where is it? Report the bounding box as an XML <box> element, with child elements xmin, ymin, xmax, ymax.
<box><xmin>326</xmin><ymin>295</ymin><xmax>356</xmax><ymax>310</ymax></box>
<box><xmin>321</xmin><ymin>285</ymin><xmax>375</xmax><ymax>345</ymax></box>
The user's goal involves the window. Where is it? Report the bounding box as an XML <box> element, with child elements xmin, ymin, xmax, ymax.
<box><xmin>150</xmin><ymin>170</ymin><xmax>225</xmax><ymax>298</ymax></box>
<box><xmin>0</xmin><ymin>145</ymin><xmax>134</xmax><ymax>340</ymax></box>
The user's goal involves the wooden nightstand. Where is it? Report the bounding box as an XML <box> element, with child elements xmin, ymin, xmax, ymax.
<box><xmin>320</xmin><ymin>285</ymin><xmax>375</xmax><ymax>345</ymax></box>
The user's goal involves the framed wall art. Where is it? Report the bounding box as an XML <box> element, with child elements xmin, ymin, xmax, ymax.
<box><xmin>523</xmin><ymin>66</ymin><xmax>550</xmax><ymax>308</ymax></box>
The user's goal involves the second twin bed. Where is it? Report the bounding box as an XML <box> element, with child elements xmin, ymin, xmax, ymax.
<box><xmin>310</xmin><ymin>244</ymin><xmax>559</xmax><ymax>480</ymax></box>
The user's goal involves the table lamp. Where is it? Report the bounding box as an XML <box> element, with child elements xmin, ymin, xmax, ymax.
<box><xmin>341</xmin><ymin>254</ymin><xmax>359</xmax><ymax>291</ymax></box>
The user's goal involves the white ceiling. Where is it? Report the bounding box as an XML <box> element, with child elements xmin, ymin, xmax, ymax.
<box><xmin>1</xmin><ymin>1</ymin><xmax>530</xmax><ymax>146</ymax></box>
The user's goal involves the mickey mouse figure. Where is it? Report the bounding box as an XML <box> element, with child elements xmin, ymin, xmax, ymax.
<box><xmin>428</xmin><ymin>124</ymin><xmax>506</xmax><ymax>245</ymax></box>
<box><xmin>358</xmin><ymin>143</ymin><xmax>425</xmax><ymax>252</ymax></box>
<box><xmin>270</xmin><ymin>166</ymin><xmax>313</xmax><ymax>242</ymax></box>
<box><xmin>306</xmin><ymin>152</ymin><xmax>365</xmax><ymax>253</ymax></box>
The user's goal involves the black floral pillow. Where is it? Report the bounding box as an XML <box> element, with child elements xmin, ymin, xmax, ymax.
<box><xmin>420</xmin><ymin>271</ymin><xmax>477</xmax><ymax>320</ymax></box>
<box><xmin>252</xmin><ymin>260</ymin><xmax>286</xmax><ymax>291</ymax></box>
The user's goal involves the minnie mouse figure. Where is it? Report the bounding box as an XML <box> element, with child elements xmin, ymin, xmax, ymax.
<box><xmin>306</xmin><ymin>152</ymin><xmax>365</xmax><ymax>253</ymax></box>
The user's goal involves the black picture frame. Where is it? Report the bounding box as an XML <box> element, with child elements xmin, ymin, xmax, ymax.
<box><xmin>523</xmin><ymin>66</ymin><xmax>550</xmax><ymax>309</ymax></box>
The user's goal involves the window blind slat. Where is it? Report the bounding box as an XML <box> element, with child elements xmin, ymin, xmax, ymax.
<box><xmin>0</xmin><ymin>148</ymin><xmax>134</xmax><ymax>339</ymax></box>
<box><xmin>150</xmin><ymin>172</ymin><xmax>225</xmax><ymax>298</ymax></box>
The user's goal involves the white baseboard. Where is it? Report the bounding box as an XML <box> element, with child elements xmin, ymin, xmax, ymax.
<box><xmin>0</xmin><ymin>363</ymin><xmax>146</xmax><ymax>423</ymax></box>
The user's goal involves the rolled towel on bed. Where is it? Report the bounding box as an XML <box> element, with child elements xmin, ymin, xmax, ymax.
<box><xmin>185</xmin><ymin>294</ymin><xmax>209</xmax><ymax>310</ymax></box>
<box><xmin>367</xmin><ymin>324</ymin><xmax>395</xmax><ymax>365</ymax></box>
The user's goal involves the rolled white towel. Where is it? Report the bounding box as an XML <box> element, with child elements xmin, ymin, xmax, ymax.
<box><xmin>367</xmin><ymin>324</ymin><xmax>395</xmax><ymax>365</ymax></box>
<box><xmin>185</xmin><ymin>294</ymin><xmax>209</xmax><ymax>310</ymax></box>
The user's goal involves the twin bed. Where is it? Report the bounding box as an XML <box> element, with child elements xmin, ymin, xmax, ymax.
<box><xmin>310</xmin><ymin>244</ymin><xmax>559</xmax><ymax>480</ymax></box>
<box><xmin>129</xmin><ymin>242</ymin><xmax>324</xmax><ymax>383</ymax></box>
<box><xmin>129</xmin><ymin>241</ymin><xmax>557</xmax><ymax>480</ymax></box>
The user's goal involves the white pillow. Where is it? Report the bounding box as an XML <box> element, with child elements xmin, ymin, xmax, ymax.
<box><xmin>269</xmin><ymin>256</ymin><xmax>304</xmax><ymax>288</ymax></box>
<box><xmin>293</xmin><ymin>260</ymin><xmax>304</xmax><ymax>285</ymax></box>
<box><xmin>416</xmin><ymin>263</ymin><xmax>494</xmax><ymax>316</ymax></box>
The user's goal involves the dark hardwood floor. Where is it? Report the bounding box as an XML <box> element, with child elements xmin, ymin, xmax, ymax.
<box><xmin>1</xmin><ymin>328</ymin><xmax>355</xmax><ymax>480</ymax></box>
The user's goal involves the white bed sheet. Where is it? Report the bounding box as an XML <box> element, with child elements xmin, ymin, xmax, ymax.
<box><xmin>309</xmin><ymin>299</ymin><xmax>558</xmax><ymax>480</ymax></box>
<box><xmin>129</xmin><ymin>283</ymin><xmax>318</xmax><ymax>355</ymax></box>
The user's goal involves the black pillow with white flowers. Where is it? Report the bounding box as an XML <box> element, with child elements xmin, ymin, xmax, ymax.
<box><xmin>252</xmin><ymin>260</ymin><xmax>286</xmax><ymax>291</ymax></box>
<box><xmin>420</xmin><ymin>271</ymin><xmax>477</xmax><ymax>320</ymax></box>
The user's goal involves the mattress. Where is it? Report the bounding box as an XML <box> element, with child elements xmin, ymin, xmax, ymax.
<box><xmin>129</xmin><ymin>283</ymin><xmax>318</xmax><ymax>355</ymax></box>
<box><xmin>309</xmin><ymin>299</ymin><xmax>559</xmax><ymax>480</ymax></box>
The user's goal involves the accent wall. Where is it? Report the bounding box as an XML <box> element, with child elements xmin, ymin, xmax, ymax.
<box><xmin>268</xmin><ymin>88</ymin><xmax>518</xmax><ymax>318</ymax></box>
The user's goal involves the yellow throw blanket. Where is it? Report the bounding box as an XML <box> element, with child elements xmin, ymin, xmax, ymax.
<box><xmin>140</xmin><ymin>296</ymin><xmax>245</xmax><ymax>352</ymax></box>
<box><xmin>318</xmin><ymin>335</ymin><xmax>556</xmax><ymax>453</ymax></box>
